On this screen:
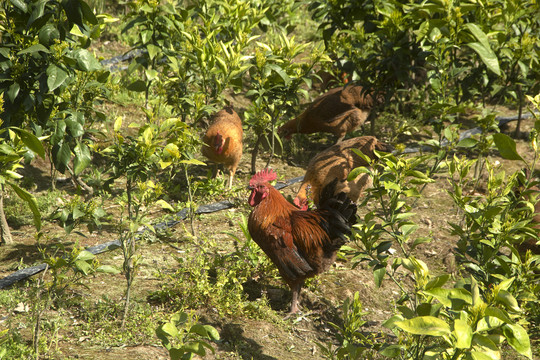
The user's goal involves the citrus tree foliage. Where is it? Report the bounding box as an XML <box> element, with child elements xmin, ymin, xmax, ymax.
<box><xmin>0</xmin><ymin>94</ymin><xmax>45</xmax><ymax>245</ymax></box>
<box><xmin>123</xmin><ymin>0</ymin><xmax>262</xmax><ymax>123</ymax></box>
<box><xmin>311</xmin><ymin>0</ymin><xmax>540</xmax><ymax>124</ymax></box>
<box><xmin>245</xmin><ymin>32</ymin><xmax>328</xmax><ymax>173</ymax></box>
<box><xmin>0</xmin><ymin>0</ymin><xmax>111</xmax><ymax>182</ymax></box>
<box><xmin>345</xmin><ymin>148</ymin><xmax>537</xmax><ymax>359</ymax></box>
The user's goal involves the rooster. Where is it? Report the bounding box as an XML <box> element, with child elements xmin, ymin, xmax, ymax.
<box><xmin>278</xmin><ymin>84</ymin><xmax>379</xmax><ymax>143</ymax></box>
<box><xmin>294</xmin><ymin>136</ymin><xmax>392</xmax><ymax>210</ymax></box>
<box><xmin>247</xmin><ymin>168</ymin><xmax>357</xmax><ymax>313</ymax></box>
<box><xmin>201</xmin><ymin>106</ymin><xmax>243</xmax><ymax>189</ymax></box>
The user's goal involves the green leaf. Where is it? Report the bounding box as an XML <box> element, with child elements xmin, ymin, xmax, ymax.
<box><xmin>74</xmin><ymin>259</ymin><xmax>92</xmax><ymax>275</ymax></box>
<box><xmin>39</xmin><ymin>24</ymin><xmax>60</xmax><ymax>46</ymax></box>
<box><xmin>382</xmin><ymin>314</ymin><xmax>404</xmax><ymax>330</ymax></box>
<box><xmin>7</xmin><ymin>83</ymin><xmax>20</xmax><ymax>102</ymax></box>
<box><xmin>180</xmin><ymin>159</ymin><xmax>206</xmax><ymax>166</ymax></box>
<box><xmin>493</xmin><ymin>133</ymin><xmax>523</xmax><ymax>161</ymax></box>
<box><xmin>168</xmin><ymin>348</ymin><xmax>184</xmax><ymax>360</ymax></box>
<box><xmin>17</xmin><ymin>44</ymin><xmax>49</xmax><ymax>55</ymax></box>
<box><xmin>10</xmin><ymin>0</ymin><xmax>28</xmax><ymax>12</ymax></box>
<box><xmin>72</xmin><ymin>206</ymin><xmax>85</xmax><ymax>220</ymax></box>
<box><xmin>184</xmin><ymin>342</ymin><xmax>205</xmax><ymax>356</ymax></box>
<box><xmin>127</xmin><ymin>80</ymin><xmax>147</xmax><ymax>92</ymax></box>
<box><xmin>464</xmin><ymin>24</ymin><xmax>491</xmax><ymax>53</ymax></box>
<box><xmin>503</xmin><ymin>324</ymin><xmax>532</xmax><ymax>359</ymax></box>
<box><xmin>484</xmin><ymin>307</ymin><xmax>512</xmax><ymax>324</ymax></box>
<box><xmin>347</xmin><ymin>167</ymin><xmax>370</xmax><ymax>181</ymax></box>
<box><xmin>65</xmin><ymin>115</ymin><xmax>85</xmax><ymax>138</ymax></box>
<box><xmin>46</xmin><ymin>65</ymin><xmax>68</xmax><ymax>91</ymax></box>
<box><xmin>189</xmin><ymin>324</ymin><xmax>209</xmax><ymax>337</ymax></box>
<box><xmin>9</xmin><ymin>182</ymin><xmax>41</xmax><ymax>230</ymax></box>
<box><xmin>379</xmin><ymin>344</ymin><xmax>403</xmax><ymax>357</ymax></box>
<box><xmin>476</xmin><ymin>316</ymin><xmax>504</xmax><ymax>332</ymax></box>
<box><xmin>160</xmin><ymin>321</ymin><xmax>179</xmax><ymax>338</ymax></box>
<box><xmin>146</xmin><ymin>44</ymin><xmax>159</xmax><ymax>60</ymax></box>
<box><xmin>72</xmin><ymin>49</ymin><xmax>101</xmax><ymax>72</ymax></box>
<box><xmin>73</xmin><ymin>142</ymin><xmax>91</xmax><ymax>175</ymax></box>
<box><xmin>53</xmin><ymin>142</ymin><xmax>71</xmax><ymax>173</ymax></box>
<box><xmin>496</xmin><ymin>290</ymin><xmax>520</xmax><ymax>312</ymax></box>
<box><xmin>373</xmin><ymin>265</ymin><xmax>386</xmax><ymax>288</ymax></box>
<box><xmin>156</xmin><ymin>199</ymin><xmax>174</xmax><ymax>212</ymax></box>
<box><xmin>470</xmin><ymin>352</ymin><xmax>495</xmax><ymax>360</ymax></box>
<box><xmin>266</xmin><ymin>63</ymin><xmax>290</xmax><ymax>84</ymax></box>
<box><xmin>425</xmin><ymin>274</ymin><xmax>450</xmax><ymax>290</ymax></box>
<box><xmin>465</xmin><ymin>42</ymin><xmax>501</xmax><ymax>76</ymax></box>
<box><xmin>96</xmin><ymin>265</ymin><xmax>121</xmax><ymax>274</ymax></box>
<box><xmin>395</xmin><ymin>316</ymin><xmax>451</xmax><ymax>336</ymax></box>
<box><xmin>472</xmin><ymin>334</ymin><xmax>500</xmax><ymax>360</ymax></box>
<box><xmin>203</xmin><ymin>325</ymin><xmax>220</xmax><ymax>341</ymax></box>
<box><xmin>457</xmin><ymin>137</ymin><xmax>478</xmax><ymax>148</ymax></box>
<box><xmin>11</xmin><ymin>128</ymin><xmax>45</xmax><ymax>158</ymax></box>
<box><xmin>453</xmin><ymin>318</ymin><xmax>472</xmax><ymax>348</ymax></box>
<box><xmin>75</xmin><ymin>250</ymin><xmax>95</xmax><ymax>261</ymax></box>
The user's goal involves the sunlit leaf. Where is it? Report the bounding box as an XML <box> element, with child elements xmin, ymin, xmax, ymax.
<box><xmin>454</xmin><ymin>318</ymin><xmax>472</xmax><ymax>348</ymax></box>
<box><xmin>395</xmin><ymin>316</ymin><xmax>451</xmax><ymax>336</ymax></box>
<box><xmin>493</xmin><ymin>133</ymin><xmax>523</xmax><ymax>161</ymax></box>
<box><xmin>466</xmin><ymin>42</ymin><xmax>500</xmax><ymax>76</ymax></box>
<box><xmin>9</xmin><ymin>182</ymin><xmax>41</xmax><ymax>230</ymax></box>
<box><xmin>503</xmin><ymin>324</ymin><xmax>532</xmax><ymax>359</ymax></box>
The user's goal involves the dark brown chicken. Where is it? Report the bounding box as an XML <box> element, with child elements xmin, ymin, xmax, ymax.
<box><xmin>247</xmin><ymin>168</ymin><xmax>357</xmax><ymax>313</ymax></box>
<box><xmin>294</xmin><ymin>136</ymin><xmax>392</xmax><ymax>209</ymax></box>
<box><xmin>201</xmin><ymin>106</ymin><xmax>243</xmax><ymax>189</ymax></box>
<box><xmin>278</xmin><ymin>84</ymin><xmax>378</xmax><ymax>143</ymax></box>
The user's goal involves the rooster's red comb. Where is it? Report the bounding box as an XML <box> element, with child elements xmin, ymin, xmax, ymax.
<box><xmin>249</xmin><ymin>168</ymin><xmax>277</xmax><ymax>187</ymax></box>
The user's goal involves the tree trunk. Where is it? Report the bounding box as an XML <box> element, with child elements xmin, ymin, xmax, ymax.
<box><xmin>514</xmin><ymin>84</ymin><xmax>523</xmax><ymax>139</ymax></box>
<box><xmin>0</xmin><ymin>185</ymin><xmax>13</xmax><ymax>245</ymax></box>
<box><xmin>251</xmin><ymin>134</ymin><xmax>263</xmax><ymax>175</ymax></box>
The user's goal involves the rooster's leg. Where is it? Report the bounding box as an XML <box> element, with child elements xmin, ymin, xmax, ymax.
<box><xmin>289</xmin><ymin>281</ymin><xmax>303</xmax><ymax>314</ymax></box>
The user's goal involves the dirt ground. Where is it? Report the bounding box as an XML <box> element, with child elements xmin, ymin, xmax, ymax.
<box><xmin>0</xmin><ymin>112</ymin><xmax>538</xmax><ymax>359</ymax></box>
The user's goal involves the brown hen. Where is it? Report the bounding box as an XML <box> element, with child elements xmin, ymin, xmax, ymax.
<box><xmin>278</xmin><ymin>84</ymin><xmax>379</xmax><ymax>143</ymax></box>
<box><xmin>294</xmin><ymin>136</ymin><xmax>392</xmax><ymax>210</ymax></box>
<box><xmin>201</xmin><ymin>106</ymin><xmax>243</xmax><ymax>189</ymax></box>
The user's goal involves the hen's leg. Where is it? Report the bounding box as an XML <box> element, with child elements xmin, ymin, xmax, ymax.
<box><xmin>228</xmin><ymin>170</ymin><xmax>234</xmax><ymax>189</ymax></box>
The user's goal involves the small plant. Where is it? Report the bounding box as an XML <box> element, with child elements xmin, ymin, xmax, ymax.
<box><xmin>103</xmin><ymin>116</ymin><xmax>164</xmax><ymax>328</ymax></box>
<box><xmin>382</xmin><ymin>270</ymin><xmax>533</xmax><ymax>359</ymax></box>
<box><xmin>347</xmin><ymin>150</ymin><xmax>433</xmax><ymax>293</ymax></box>
<box><xmin>156</xmin><ymin>311</ymin><xmax>220</xmax><ymax>360</ymax></box>
<box><xmin>51</xmin><ymin>194</ymin><xmax>108</xmax><ymax>234</ymax></box>
<box><xmin>31</xmin><ymin>242</ymin><xmax>118</xmax><ymax>358</ymax></box>
<box><xmin>317</xmin><ymin>292</ymin><xmax>379</xmax><ymax>360</ymax></box>
<box><xmin>149</xmin><ymin>215</ymin><xmax>275</xmax><ymax>318</ymax></box>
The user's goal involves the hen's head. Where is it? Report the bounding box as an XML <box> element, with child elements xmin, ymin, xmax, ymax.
<box><xmin>213</xmin><ymin>132</ymin><xmax>224</xmax><ymax>154</ymax></box>
<box><xmin>293</xmin><ymin>183</ymin><xmax>310</xmax><ymax>210</ymax></box>
<box><xmin>277</xmin><ymin>124</ymin><xmax>293</xmax><ymax>140</ymax></box>
<box><xmin>248</xmin><ymin>168</ymin><xmax>277</xmax><ymax>207</ymax></box>
<box><xmin>293</xmin><ymin>196</ymin><xmax>308</xmax><ymax>211</ymax></box>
